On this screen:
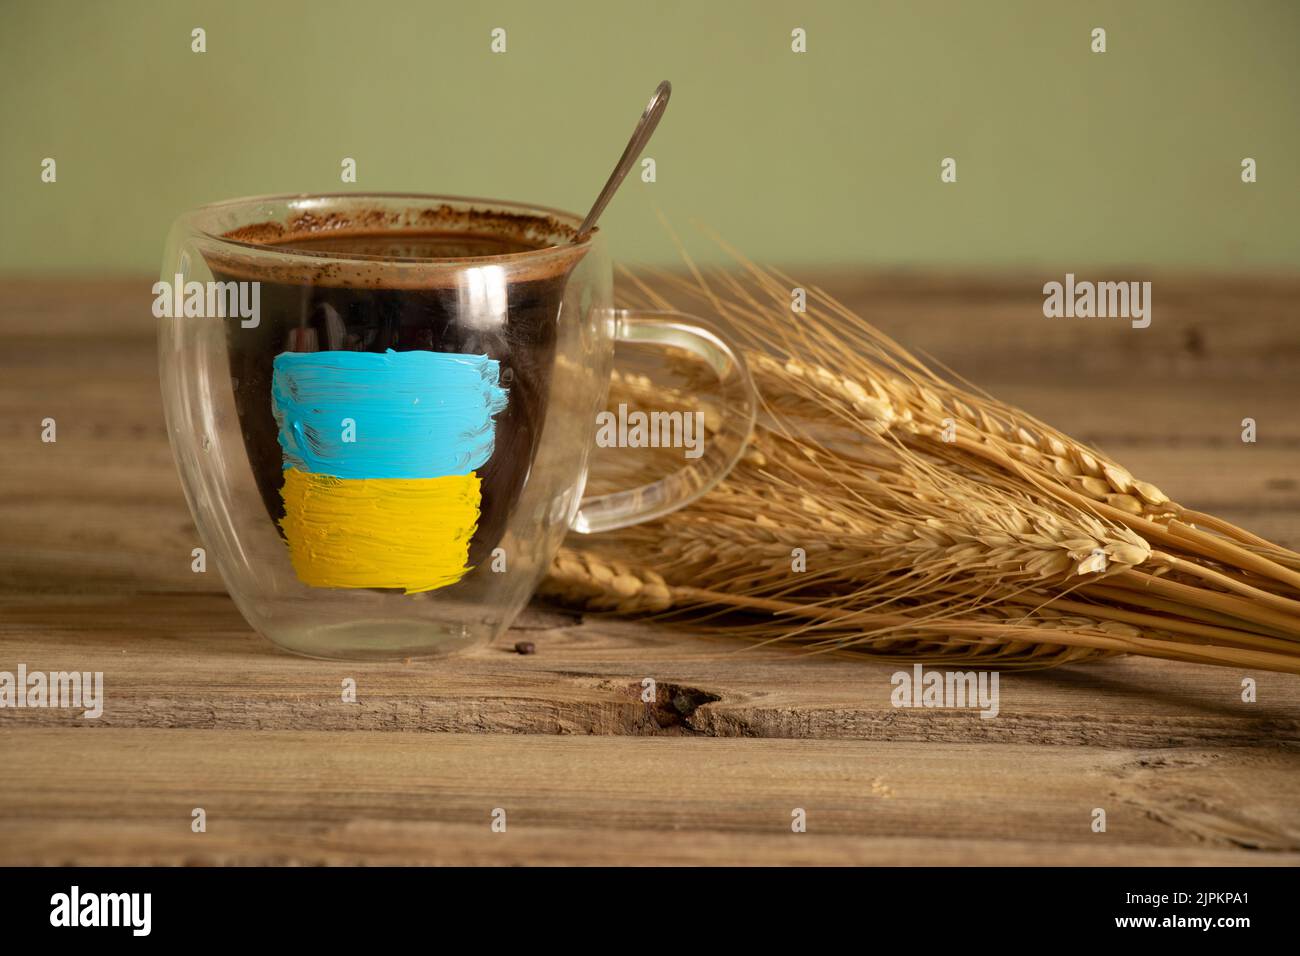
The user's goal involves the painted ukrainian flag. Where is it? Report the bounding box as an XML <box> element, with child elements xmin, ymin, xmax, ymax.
<box><xmin>270</xmin><ymin>349</ymin><xmax>508</xmax><ymax>593</ymax></box>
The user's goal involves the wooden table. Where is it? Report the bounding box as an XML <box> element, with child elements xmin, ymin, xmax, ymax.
<box><xmin>2</xmin><ymin>275</ymin><xmax>1298</xmax><ymax>866</ymax></box>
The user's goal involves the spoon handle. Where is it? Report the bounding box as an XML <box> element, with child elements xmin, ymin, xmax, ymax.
<box><xmin>575</xmin><ymin>81</ymin><xmax>672</xmax><ymax>242</ymax></box>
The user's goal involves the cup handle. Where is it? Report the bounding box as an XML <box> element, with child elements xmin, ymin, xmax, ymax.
<box><xmin>570</xmin><ymin>308</ymin><xmax>758</xmax><ymax>534</ymax></box>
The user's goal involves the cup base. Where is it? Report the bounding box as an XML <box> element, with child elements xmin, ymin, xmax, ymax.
<box><xmin>265</xmin><ymin>619</ymin><xmax>480</xmax><ymax>661</ymax></box>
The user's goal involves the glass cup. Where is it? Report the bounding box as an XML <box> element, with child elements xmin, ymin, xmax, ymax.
<box><xmin>158</xmin><ymin>193</ymin><xmax>757</xmax><ymax>660</ymax></box>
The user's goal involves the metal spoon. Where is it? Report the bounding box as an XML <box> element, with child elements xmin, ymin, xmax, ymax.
<box><xmin>574</xmin><ymin>81</ymin><xmax>672</xmax><ymax>242</ymax></box>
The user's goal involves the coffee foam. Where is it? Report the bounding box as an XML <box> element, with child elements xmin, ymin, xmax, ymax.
<box><xmin>201</xmin><ymin>203</ymin><xmax>591</xmax><ymax>289</ymax></box>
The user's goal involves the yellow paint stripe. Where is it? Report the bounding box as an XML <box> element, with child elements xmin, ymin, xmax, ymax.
<box><xmin>279</xmin><ymin>467</ymin><xmax>480</xmax><ymax>593</ymax></box>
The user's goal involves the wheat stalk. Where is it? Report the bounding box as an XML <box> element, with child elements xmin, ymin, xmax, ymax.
<box><xmin>541</xmin><ymin>548</ymin><xmax>1300</xmax><ymax>674</ymax></box>
<box><xmin>543</xmin><ymin>255</ymin><xmax>1300</xmax><ymax>674</ymax></box>
<box><xmin>633</xmin><ymin>256</ymin><xmax>1300</xmax><ymax>586</ymax></box>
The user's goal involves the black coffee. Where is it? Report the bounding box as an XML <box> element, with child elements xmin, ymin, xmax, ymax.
<box><xmin>210</xmin><ymin>227</ymin><xmax>575</xmax><ymax>570</ymax></box>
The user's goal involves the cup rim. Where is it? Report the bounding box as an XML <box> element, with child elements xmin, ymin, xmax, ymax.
<box><xmin>182</xmin><ymin>191</ymin><xmax>595</xmax><ymax>268</ymax></box>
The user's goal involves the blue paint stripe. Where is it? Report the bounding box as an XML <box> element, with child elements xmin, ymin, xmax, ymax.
<box><xmin>271</xmin><ymin>349</ymin><xmax>508</xmax><ymax>480</ymax></box>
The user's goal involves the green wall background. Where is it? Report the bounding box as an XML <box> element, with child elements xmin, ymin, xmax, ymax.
<box><xmin>2</xmin><ymin>0</ymin><xmax>1297</xmax><ymax>274</ymax></box>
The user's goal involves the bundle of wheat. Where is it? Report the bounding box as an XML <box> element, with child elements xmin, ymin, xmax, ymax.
<box><xmin>539</xmin><ymin>252</ymin><xmax>1300</xmax><ymax>674</ymax></box>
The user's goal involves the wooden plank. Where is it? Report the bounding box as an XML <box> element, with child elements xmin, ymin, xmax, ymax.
<box><xmin>806</xmin><ymin>270</ymin><xmax>1300</xmax><ymax>381</ymax></box>
<box><xmin>0</xmin><ymin>729</ymin><xmax>1296</xmax><ymax>866</ymax></box>
<box><xmin>2</xmin><ymin>593</ymin><xmax>1297</xmax><ymax>745</ymax></box>
<box><xmin>4</xmin><ymin>273</ymin><xmax>1299</xmax><ymax>380</ymax></box>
